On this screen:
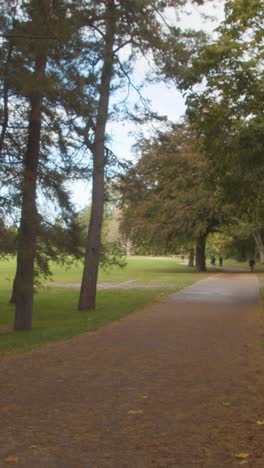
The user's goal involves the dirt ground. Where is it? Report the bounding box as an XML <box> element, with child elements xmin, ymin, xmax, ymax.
<box><xmin>1</xmin><ymin>274</ymin><xmax>264</xmax><ymax>467</ymax></box>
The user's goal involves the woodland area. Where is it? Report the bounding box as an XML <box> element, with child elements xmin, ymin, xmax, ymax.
<box><xmin>0</xmin><ymin>0</ymin><xmax>263</xmax><ymax>330</ymax></box>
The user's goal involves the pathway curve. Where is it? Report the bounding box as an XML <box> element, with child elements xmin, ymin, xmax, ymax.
<box><xmin>0</xmin><ymin>274</ymin><xmax>264</xmax><ymax>467</ymax></box>
<box><xmin>170</xmin><ymin>273</ymin><xmax>259</xmax><ymax>304</ymax></box>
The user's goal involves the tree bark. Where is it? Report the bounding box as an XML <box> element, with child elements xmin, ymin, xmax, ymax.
<box><xmin>0</xmin><ymin>43</ymin><xmax>13</xmax><ymax>158</ymax></box>
<box><xmin>9</xmin><ymin>271</ymin><xmax>18</xmax><ymax>304</ymax></box>
<box><xmin>195</xmin><ymin>233</ymin><xmax>207</xmax><ymax>272</ymax></box>
<box><xmin>254</xmin><ymin>231</ymin><xmax>264</xmax><ymax>263</ymax></box>
<box><xmin>79</xmin><ymin>1</ymin><xmax>116</xmax><ymax>310</ymax></box>
<box><xmin>14</xmin><ymin>78</ymin><xmax>46</xmax><ymax>329</ymax></box>
<box><xmin>125</xmin><ymin>239</ymin><xmax>132</xmax><ymax>256</ymax></box>
<box><xmin>14</xmin><ymin>17</ymin><xmax>48</xmax><ymax>329</ymax></box>
<box><xmin>188</xmin><ymin>247</ymin><xmax>194</xmax><ymax>267</ymax></box>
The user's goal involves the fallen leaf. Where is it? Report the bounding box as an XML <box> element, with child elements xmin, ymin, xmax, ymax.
<box><xmin>128</xmin><ymin>409</ymin><xmax>143</xmax><ymax>415</ymax></box>
<box><xmin>234</xmin><ymin>453</ymin><xmax>249</xmax><ymax>459</ymax></box>
<box><xmin>5</xmin><ymin>456</ymin><xmax>18</xmax><ymax>463</ymax></box>
<box><xmin>29</xmin><ymin>445</ymin><xmax>38</xmax><ymax>449</ymax></box>
<box><xmin>239</xmin><ymin>461</ymin><xmax>248</xmax><ymax>465</ymax></box>
<box><xmin>222</xmin><ymin>402</ymin><xmax>231</xmax><ymax>406</ymax></box>
<box><xmin>141</xmin><ymin>395</ymin><xmax>148</xmax><ymax>399</ymax></box>
<box><xmin>256</xmin><ymin>420</ymin><xmax>264</xmax><ymax>425</ymax></box>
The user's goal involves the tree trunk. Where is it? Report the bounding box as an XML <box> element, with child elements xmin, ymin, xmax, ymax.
<box><xmin>125</xmin><ymin>239</ymin><xmax>132</xmax><ymax>256</ymax></box>
<box><xmin>9</xmin><ymin>271</ymin><xmax>18</xmax><ymax>304</ymax></box>
<box><xmin>253</xmin><ymin>231</ymin><xmax>264</xmax><ymax>263</ymax></box>
<box><xmin>14</xmin><ymin>90</ymin><xmax>45</xmax><ymax>329</ymax></box>
<box><xmin>0</xmin><ymin>43</ymin><xmax>13</xmax><ymax>158</ymax></box>
<box><xmin>79</xmin><ymin>1</ymin><xmax>116</xmax><ymax>310</ymax></box>
<box><xmin>188</xmin><ymin>247</ymin><xmax>194</xmax><ymax>267</ymax></box>
<box><xmin>195</xmin><ymin>233</ymin><xmax>207</xmax><ymax>272</ymax></box>
<box><xmin>14</xmin><ymin>48</ymin><xmax>48</xmax><ymax>329</ymax></box>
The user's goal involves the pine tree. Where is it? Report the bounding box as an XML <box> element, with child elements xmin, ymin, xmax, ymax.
<box><xmin>0</xmin><ymin>0</ymin><xmax>95</xmax><ymax>329</ymax></box>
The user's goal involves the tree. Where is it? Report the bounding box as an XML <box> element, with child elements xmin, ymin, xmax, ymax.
<box><xmin>184</xmin><ymin>0</ymin><xmax>264</xmax><ymax>262</ymax></box>
<box><xmin>119</xmin><ymin>125</ymin><xmax>223</xmax><ymax>271</ymax></box>
<box><xmin>78</xmin><ymin>0</ymin><xmax>210</xmax><ymax>309</ymax></box>
<box><xmin>78</xmin><ymin>0</ymin><xmax>116</xmax><ymax>310</ymax></box>
<box><xmin>0</xmin><ymin>0</ymin><xmax>92</xmax><ymax>329</ymax></box>
<box><xmin>12</xmin><ymin>0</ymin><xmax>52</xmax><ymax>329</ymax></box>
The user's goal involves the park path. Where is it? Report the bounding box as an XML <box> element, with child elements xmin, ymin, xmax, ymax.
<box><xmin>1</xmin><ymin>273</ymin><xmax>264</xmax><ymax>467</ymax></box>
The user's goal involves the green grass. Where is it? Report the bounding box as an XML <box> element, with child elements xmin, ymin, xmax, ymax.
<box><xmin>0</xmin><ymin>256</ymin><xmax>205</xmax><ymax>356</ymax></box>
<box><xmin>43</xmin><ymin>255</ymin><xmax>199</xmax><ymax>284</ymax></box>
<box><xmin>2</xmin><ymin>255</ymin><xmax>263</xmax><ymax>290</ymax></box>
<box><xmin>207</xmin><ymin>257</ymin><xmax>264</xmax><ymax>272</ymax></box>
<box><xmin>0</xmin><ymin>255</ymin><xmax>197</xmax><ymax>288</ymax></box>
<box><xmin>0</xmin><ymin>288</ymin><xmax>168</xmax><ymax>355</ymax></box>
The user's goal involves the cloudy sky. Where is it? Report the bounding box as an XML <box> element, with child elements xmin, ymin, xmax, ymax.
<box><xmin>70</xmin><ymin>0</ymin><xmax>225</xmax><ymax>210</ymax></box>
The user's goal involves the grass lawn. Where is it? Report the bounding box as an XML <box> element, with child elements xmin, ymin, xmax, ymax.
<box><xmin>209</xmin><ymin>258</ymin><xmax>264</xmax><ymax>272</ymax></box>
<box><xmin>1</xmin><ymin>255</ymin><xmax>197</xmax><ymax>287</ymax></box>
<box><xmin>0</xmin><ymin>256</ymin><xmax>205</xmax><ymax>356</ymax></box>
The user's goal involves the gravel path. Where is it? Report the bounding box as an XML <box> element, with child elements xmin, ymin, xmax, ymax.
<box><xmin>0</xmin><ymin>273</ymin><xmax>264</xmax><ymax>467</ymax></box>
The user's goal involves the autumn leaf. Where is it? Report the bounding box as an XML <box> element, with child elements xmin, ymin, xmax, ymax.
<box><xmin>128</xmin><ymin>409</ymin><xmax>143</xmax><ymax>415</ymax></box>
<box><xmin>5</xmin><ymin>456</ymin><xmax>18</xmax><ymax>463</ymax></box>
<box><xmin>234</xmin><ymin>453</ymin><xmax>249</xmax><ymax>459</ymax></box>
<box><xmin>256</xmin><ymin>420</ymin><xmax>264</xmax><ymax>426</ymax></box>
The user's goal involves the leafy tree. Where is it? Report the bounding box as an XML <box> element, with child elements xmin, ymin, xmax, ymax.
<box><xmin>119</xmin><ymin>125</ymin><xmax>223</xmax><ymax>271</ymax></box>
<box><xmin>184</xmin><ymin>0</ymin><xmax>264</xmax><ymax>262</ymax></box>
<box><xmin>78</xmin><ymin>0</ymin><xmax>211</xmax><ymax>309</ymax></box>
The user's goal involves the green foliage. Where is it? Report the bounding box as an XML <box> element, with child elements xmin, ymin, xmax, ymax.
<box><xmin>119</xmin><ymin>124</ymin><xmax>223</xmax><ymax>254</ymax></box>
<box><xmin>206</xmin><ymin>232</ymin><xmax>233</xmax><ymax>257</ymax></box>
<box><xmin>0</xmin><ymin>223</ymin><xmax>17</xmax><ymax>258</ymax></box>
<box><xmin>78</xmin><ymin>205</ymin><xmax>127</xmax><ymax>270</ymax></box>
<box><xmin>206</xmin><ymin>229</ymin><xmax>256</xmax><ymax>261</ymax></box>
<box><xmin>185</xmin><ymin>0</ymin><xmax>264</xmax><ymax>207</ymax></box>
<box><xmin>183</xmin><ymin>0</ymin><xmax>264</xmax><ymax>261</ymax></box>
<box><xmin>0</xmin><ymin>0</ymin><xmax>93</xmax><ymax>289</ymax></box>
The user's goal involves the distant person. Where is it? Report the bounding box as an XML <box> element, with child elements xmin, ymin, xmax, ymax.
<box><xmin>249</xmin><ymin>258</ymin><xmax>255</xmax><ymax>272</ymax></box>
<box><xmin>210</xmin><ymin>254</ymin><xmax>216</xmax><ymax>266</ymax></box>
<box><xmin>219</xmin><ymin>256</ymin><xmax>223</xmax><ymax>267</ymax></box>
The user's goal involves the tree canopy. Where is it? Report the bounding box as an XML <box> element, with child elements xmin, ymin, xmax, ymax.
<box><xmin>118</xmin><ymin>124</ymin><xmax>225</xmax><ymax>270</ymax></box>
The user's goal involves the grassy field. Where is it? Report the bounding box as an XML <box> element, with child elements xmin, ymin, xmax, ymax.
<box><xmin>1</xmin><ymin>255</ymin><xmax>197</xmax><ymax>288</ymax></box>
<box><xmin>207</xmin><ymin>258</ymin><xmax>264</xmax><ymax>273</ymax></box>
<box><xmin>0</xmin><ymin>256</ymin><xmax>205</xmax><ymax>356</ymax></box>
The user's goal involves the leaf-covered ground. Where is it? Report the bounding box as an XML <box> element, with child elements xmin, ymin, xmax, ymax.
<box><xmin>0</xmin><ymin>273</ymin><xmax>264</xmax><ymax>467</ymax></box>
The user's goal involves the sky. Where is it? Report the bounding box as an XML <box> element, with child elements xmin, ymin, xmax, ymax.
<box><xmin>70</xmin><ymin>0</ymin><xmax>225</xmax><ymax>210</ymax></box>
